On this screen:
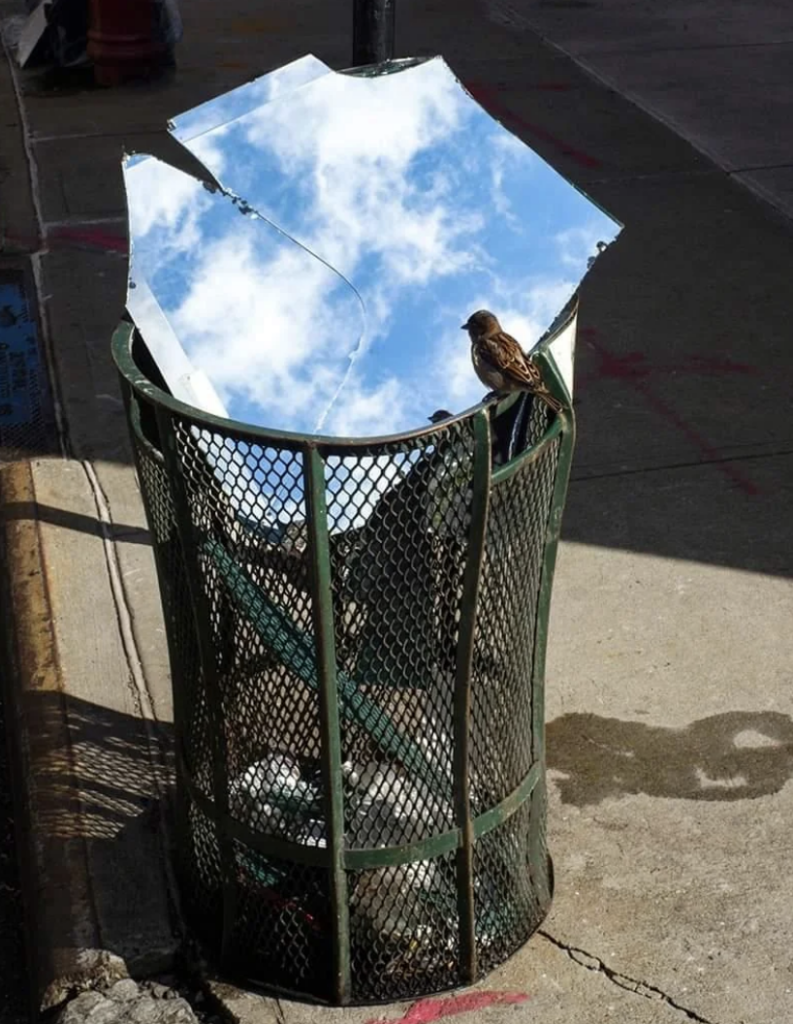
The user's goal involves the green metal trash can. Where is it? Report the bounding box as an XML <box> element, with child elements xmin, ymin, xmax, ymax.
<box><xmin>113</xmin><ymin>301</ymin><xmax>576</xmax><ymax>1004</ymax></box>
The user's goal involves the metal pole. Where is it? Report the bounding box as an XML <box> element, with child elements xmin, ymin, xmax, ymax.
<box><xmin>352</xmin><ymin>0</ymin><xmax>395</xmax><ymax>66</ymax></box>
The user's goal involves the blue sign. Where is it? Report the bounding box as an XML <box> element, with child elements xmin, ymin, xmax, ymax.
<box><xmin>0</xmin><ymin>277</ymin><xmax>47</xmax><ymax>434</ymax></box>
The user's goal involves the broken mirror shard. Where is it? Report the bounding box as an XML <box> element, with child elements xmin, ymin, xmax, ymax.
<box><xmin>125</xmin><ymin>154</ymin><xmax>366</xmax><ymax>434</ymax></box>
<box><xmin>124</xmin><ymin>54</ymin><xmax>621</xmax><ymax>530</ymax></box>
<box><xmin>125</xmin><ymin>55</ymin><xmax>621</xmax><ymax>440</ymax></box>
<box><xmin>168</xmin><ymin>53</ymin><xmax>333</xmax><ymax>142</ymax></box>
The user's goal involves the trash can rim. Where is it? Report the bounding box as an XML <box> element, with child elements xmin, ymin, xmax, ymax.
<box><xmin>111</xmin><ymin>312</ymin><xmax>573</xmax><ymax>450</ymax></box>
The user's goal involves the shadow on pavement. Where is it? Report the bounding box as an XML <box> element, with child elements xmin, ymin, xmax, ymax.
<box><xmin>0</xmin><ymin>500</ymin><xmax>150</xmax><ymax>546</ymax></box>
<box><xmin>21</xmin><ymin>690</ymin><xmax>179</xmax><ymax>991</ymax></box>
<box><xmin>30</xmin><ymin>691</ymin><xmax>174</xmax><ymax>841</ymax></box>
<box><xmin>0</xmin><ymin>684</ymin><xmax>28</xmax><ymax>1023</ymax></box>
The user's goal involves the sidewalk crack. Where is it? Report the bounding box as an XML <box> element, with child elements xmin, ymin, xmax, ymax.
<box><xmin>538</xmin><ymin>929</ymin><xmax>717</xmax><ymax>1024</ymax></box>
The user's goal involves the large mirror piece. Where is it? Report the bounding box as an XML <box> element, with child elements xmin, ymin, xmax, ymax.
<box><xmin>125</xmin><ymin>56</ymin><xmax>621</xmax><ymax>441</ymax></box>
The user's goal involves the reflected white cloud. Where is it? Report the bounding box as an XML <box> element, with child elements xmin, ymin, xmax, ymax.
<box><xmin>127</xmin><ymin>157</ymin><xmax>210</xmax><ymax>256</ymax></box>
<box><xmin>124</xmin><ymin>55</ymin><xmax>621</xmax><ymax>527</ymax></box>
<box><xmin>324</xmin><ymin>376</ymin><xmax>405</xmax><ymax>439</ymax></box>
<box><xmin>146</xmin><ymin>57</ymin><xmax>619</xmax><ymax>438</ymax></box>
<box><xmin>126</xmin><ymin>157</ymin><xmax>365</xmax><ymax>436</ymax></box>
<box><xmin>169</xmin><ymin>54</ymin><xmax>333</xmax><ymax>144</ymax></box>
<box><xmin>555</xmin><ymin>223</ymin><xmax>609</xmax><ymax>271</ymax></box>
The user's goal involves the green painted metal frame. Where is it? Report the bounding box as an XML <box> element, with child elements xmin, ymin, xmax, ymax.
<box><xmin>303</xmin><ymin>447</ymin><xmax>351</xmax><ymax>1001</ymax></box>
<box><xmin>452</xmin><ymin>408</ymin><xmax>490</xmax><ymax>981</ymax></box>
<box><xmin>111</xmin><ymin>299</ymin><xmax>577</xmax><ymax>1003</ymax></box>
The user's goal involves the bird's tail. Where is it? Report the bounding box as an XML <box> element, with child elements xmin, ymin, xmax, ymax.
<box><xmin>537</xmin><ymin>386</ymin><xmax>564</xmax><ymax>415</ymax></box>
<box><xmin>528</xmin><ymin>355</ymin><xmax>564</xmax><ymax>415</ymax></box>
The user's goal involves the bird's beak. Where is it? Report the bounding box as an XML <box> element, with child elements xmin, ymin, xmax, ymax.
<box><xmin>460</xmin><ymin>323</ymin><xmax>468</xmax><ymax>330</ymax></box>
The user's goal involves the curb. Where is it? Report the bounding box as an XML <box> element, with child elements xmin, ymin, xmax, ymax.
<box><xmin>0</xmin><ymin>460</ymin><xmax>132</xmax><ymax>1013</ymax></box>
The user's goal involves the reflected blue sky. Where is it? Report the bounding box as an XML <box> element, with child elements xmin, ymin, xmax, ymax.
<box><xmin>169</xmin><ymin>54</ymin><xmax>332</xmax><ymax>145</ymax></box>
<box><xmin>126</xmin><ymin>155</ymin><xmax>365</xmax><ymax>432</ymax></box>
<box><xmin>126</xmin><ymin>56</ymin><xmax>621</xmax><ymax>440</ymax></box>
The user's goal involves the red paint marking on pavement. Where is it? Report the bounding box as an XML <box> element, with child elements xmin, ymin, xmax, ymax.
<box><xmin>366</xmin><ymin>990</ymin><xmax>530</xmax><ymax>1024</ymax></box>
<box><xmin>465</xmin><ymin>82</ymin><xmax>602</xmax><ymax>170</ymax></box>
<box><xmin>3</xmin><ymin>228</ymin><xmax>129</xmax><ymax>254</ymax></box>
<box><xmin>47</xmin><ymin>226</ymin><xmax>128</xmax><ymax>253</ymax></box>
<box><xmin>580</xmin><ymin>326</ymin><xmax>761</xmax><ymax>496</ymax></box>
<box><xmin>0</xmin><ymin>232</ymin><xmax>43</xmax><ymax>253</ymax></box>
<box><xmin>576</xmin><ymin>348</ymin><xmax>758</xmax><ymax>386</ymax></box>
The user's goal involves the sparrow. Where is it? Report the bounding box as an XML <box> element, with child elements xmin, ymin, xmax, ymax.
<box><xmin>461</xmin><ymin>310</ymin><xmax>563</xmax><ymax>414</ymax></box>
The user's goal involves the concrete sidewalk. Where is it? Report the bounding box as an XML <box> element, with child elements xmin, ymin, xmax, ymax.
<box><xmin>1</xmin><ymin>1</ymin><xmax>792</xmax><ymax>1023</ymax></box>
<box><xmin>489</xmin><ymin>0</ymin><xmax>793</xmax><ymax>220</ymax></box>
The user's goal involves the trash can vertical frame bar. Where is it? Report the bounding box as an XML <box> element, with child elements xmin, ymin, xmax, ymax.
<box><xmin>153</xmin><ymin>403</ymin><xmax>239</xmax><ymax>960</ymax></box>
<box><xmin>303</xmin><ymin>446</ymin><xmax>351</xmax><ymax>1003</ymax></box>
<box><xmin>122</xmin><ymin>376</ymin><xmax>195</xmax><ymax>883</ymax></box>
<box><xmin>453</xmin><ymin>408</ymin><xmax>491</xmax><ymax>982</ymax></box>
<box><xmin>530</xmin><ymin>353</ymin><xmax>576</xmax><ymax>768</ymax></box>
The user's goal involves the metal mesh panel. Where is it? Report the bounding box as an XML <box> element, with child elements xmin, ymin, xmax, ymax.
<box><xmin>473</xmin><ymin>782</ymin><xmax>551</xmax><ymax>975</ymax></box>
<box><xmin>489</xmin><ymin>392</ymin><xmax>551</xmax><ymax>473</ymax></box>
<box><xmin>524</xmin><ymin>393</ymin><xmax>553</xmax><ymax>448</ymax></box>
<box><xmin>171</xmin><ymin>422</ymin><xmax>324</xmax><ymax>834</ymax></box>
<box><xmin>349</xmin><ymin>851</ymin><xmax>461</xmax><ymax>1001</ymax></box>
<box><xmin>177</xmin><ymin>797</ymin><xmax>223</xmax><ymax>930</ymax></box>
<box><xmin>132</xmin><ymin>424</ymin><xmax>214</xmax><ymax>794</ymax></box>
<box><xmin>327</xmin><ymin>423</ymin><xmax>474</xmax><ymax>847</ymax></box>
<box><xmin>470</xmin><ymin>438</ymin><xmax>560</xmax><ymax>815</ymax></box>
<box><xmin>128</xmin><ymin>396</ymin><xmax>225</xmax><ymax>938</ymax></box>
<box><xmin>115</xmin><ymin>323</ymin><xmax>571</xmax><ymax>1004</ymax></box>
<box><xmin>226</xmin><ymin>845</ymin><xmax>331</xmax><ymax>994</ymax></box>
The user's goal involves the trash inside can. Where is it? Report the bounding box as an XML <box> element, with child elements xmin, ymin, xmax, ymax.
<box><xmin>113</xmin><ymin>55</ymin><xmax>621</xmax><ymax>1004</ymax></box>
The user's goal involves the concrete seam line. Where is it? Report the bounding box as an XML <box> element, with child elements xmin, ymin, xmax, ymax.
<box><xmin>80</xmin><ymin>459</ymin><xmax>182</xmax><ymax>920</ymax></box>
<box><xmin>0</xmin><ymin>461</ymin><xmax>102</xmax><ymax>1012</ymax></box>
<box><xmin>483</xmin><ymin>0</ymin><xmax>793</xmax><ymax>231</ymax></box>
<box><xmin>43</xmin><ymin>216</ymin><xmax>127</xmax><ymax>230</ymax></box>
<box><xmin>81</xmin><ymin>461</ymin><xmax>155</xmax><ymax>724</ymax></box>
<box><xmin>571</xmin><ymin>444</ymin><xmax>793</xmax><ymax>484</ymax></box>
<box><xmin>538</xmin><ymin>930</ymin><xmax>719</xmax><ymax>1024</ymax></box>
